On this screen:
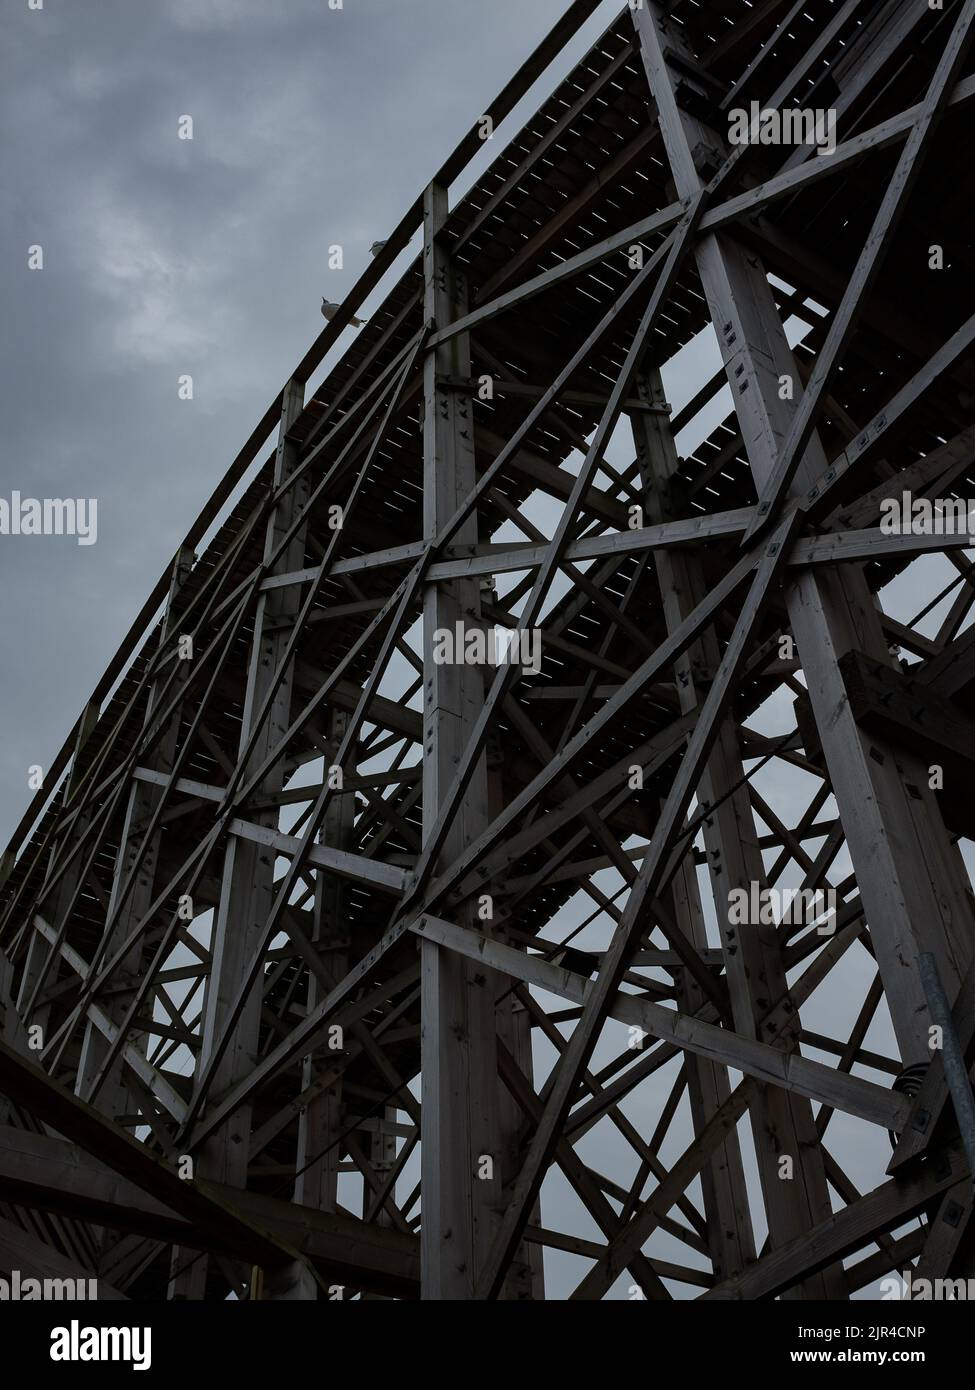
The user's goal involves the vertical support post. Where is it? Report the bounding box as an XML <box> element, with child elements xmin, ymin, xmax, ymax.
<box><xmin>170</xmin><ymin>378</ymin><xmax>309</xmax><ymax>1299</ymax></box>
<box><xmin>662</xmin><ymin>813</ymin><xmax>756</xmax><ymax>1281</ymax></box>
<box><xmin>356</xmin><ymin>1102</ymin><xmax>398</xmax><ymax>1302</ymax></box>
<box><xmin>74</xmin><ymin>549</ymin><xmax>195</xmax><ymax>1121</ymax></box>
<box><xmin>631</xmin><ymin>369</ymin><xmax>836</xmax><ymax>1295</ymax></box>
<box><xmin>198</xmin><ymin>377</ymin><xmax>308</xmax><ymax>1183</ymax></box>
<box><xmin>420</xmin><ymin>180</ymin><xmax>502</xmax><ymax>1299</ymax></box>
<box><xmin>281</xmin><ymin>708</ymin><xmax>355</xmax><ymax>1301</ymax></box>
<box><xmin>487</xmin><ymin>736</ymin><xmax>545</xmax><ymax>1301</ymax></box>
<box><xmin>294</xmin><ymin>708</ymin><xmax>353</xmax><ymax>1220</ymax></box>
<box><xmin>368</xmin><ymin>1106</ymin><xmax>398</xmax><ymax>1213</ymax></box>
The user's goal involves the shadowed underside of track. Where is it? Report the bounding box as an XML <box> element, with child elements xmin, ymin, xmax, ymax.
<box><xmin>2</xmin><ymin>0</ymin><xmax>975</xmax><ymax>1300</ymax></box>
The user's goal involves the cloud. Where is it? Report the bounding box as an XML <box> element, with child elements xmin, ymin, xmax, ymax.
<box><xmin>81</xmin><ymin>195</ymin><xmax>217</xmax><ymax>364</ymax></box>
<box><xmin>165</xmin><ymin>0</ymin><xmax>283</xmax><ymax>31</ymax></box>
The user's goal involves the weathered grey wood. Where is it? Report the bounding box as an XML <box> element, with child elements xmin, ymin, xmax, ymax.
<box><xmin>225</xmin><ymin>819</ymin><xmax>406</xmax><ymax>893</ymax></box>
<box><xmin>74</xmin><ymin>549</ymin><xmax>194</xmax><ymax>1131</ymax></box>
<box><xmin>291</xmin><ymin>707</ymin><xmax>353</xmax><ymax>1282</ymax></box>
<box><xmin>166</xmin><ymin>381</ymin><xmax>310</xmax><ymax>1298</ymax></box>
<box><xmin>0</xmin><ymin>1124</ymin><xmax>419</xmax><ymax>1297</ymax></box>
<box><xmin>634</xmin><ymin>0</ymin><xmax>975</xmax><ymax>1068</ymax></box>
<box><xmin>571</xmin><ymin>1080</ymin><xmax>759</xmax><ymax>1300</ymax></box>
<box><xmin>400</xmin><ymin>198</ymin><xmax>708</xmax><ymax>951</ymax></box>
<box><xmin>703</xmin><ymin>75</ymin><xmax>975</xmax><ymax>238</ymax></box>
<box><xmin>0</xmin><ymin>1210</ymin><xmax>126</xmax><ymax>1300</ymax></box>
<box><xmin>839</xmin><ymin>651</ymin><xmax>975</xmax><ymax>774</ymax></box>
<box><xmin>794</xmin><ymin>526</ymin><xmax>975</xmax><ymax>567</ymax></box>
<box><xmin>411</xmin><ymin>914</ymin><xmax>909</xmax><ymax>1130</ymax></box>
<box><xmin>804</xmin><ymin>312</ymin><xmax>975</xmax><ymax>519</ymax></box>
<box><xmin>632</xmin><ymin>365</ymin><xmax>842</xmax><ymax>1297</ymax></box>
<box><xmin>889</xmin><ymin>948</ymin><xmax>975</xmax><ymax>1174</ymax></box>
<box><xmin>260</xmin><ymin>507</ymin><xmax>753</xmax><ymax>591</ymax></box>
<box><xmin>745</xmin><ymin>0</ymin><xmax>975</xmax><ymax>540</ymax></box>
<box><xmin>15</xmin><ymin>700</ymin><xmax>101</xmax><ymax>1049</ymax></box>
<box><xmin>5</xmin><ymin>0</ymin><xmax>975</xmax><ymax>1305</ymax></box>
<box><xmin>430</xmin><ymin>202</ymin><xmax>683</xmax><ymax>350</ymax></box>
<box><xmin>911</xmin><ymin>1183</ymin><xmax>974</xmax><ymax>1285</ymax></box>
<box><xmin>703</xmin><ymin>1144</ymin><xmax>970</xmax><ymax>1300</ymax></box>
<box><xmin>419</xmin><ymin>180</ymin><xmax>504</xmax><ymax>1301</ymax></box>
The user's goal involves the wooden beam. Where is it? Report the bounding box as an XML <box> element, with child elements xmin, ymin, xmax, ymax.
<box><xmin>839</xmin><ymin>650</ymin><xmax>975</xmax><ymax>774</ymax></box>
<box><xmin>704</xmin><ymin>1144</ymin><xmax>970</xmax><ymax>1300</ymax></box>
<box><xmin>0</xmin><ymin>1210</ymin><xmax>126</xmax><ymax>1300</ymax></box>
<box><xmin>0</xmin><ymin>1124</ymin><xmax>419</xmax><ymax>1298</ymax></box>
<box><xmin>419</xmin><ymin>180</ymin><xmax>505</xmax><ymax>1300</ymax></box>
<box><xmin>411</xmin><ymin>914</ymin><xmax>910</xmax><ymax>1131</ymax></box>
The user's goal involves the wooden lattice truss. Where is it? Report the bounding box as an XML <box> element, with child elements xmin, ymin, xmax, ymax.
<box><xmin>2</xmin><ymin>0</ymin><xmax>975</xmax><ymax>1300</ymax></box>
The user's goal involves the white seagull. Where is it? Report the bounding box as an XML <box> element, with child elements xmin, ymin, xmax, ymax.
<box><xmin>321</xmin><ymin>298</ymin><xmax>364</xmax><ymax>327</ymax></box>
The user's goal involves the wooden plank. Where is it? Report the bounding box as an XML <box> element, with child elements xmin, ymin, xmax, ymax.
<box><xmin>746</xmin><ymin>0</ymin><xmax>975</xmax><ymax>541</ymax></box>
<box><xmin>0</xmin><ymin>1039</ymin><xmax>303</xmax><ymax>1273</ymax></box>
<box><xmin>411</xmin><ymin>914</ymin><xmax>910</xmax><ymax>1131</ymax></box>
<box><xmin>702</xmin><ymin>81</ymin><xmax>975</xmax><ymax>236</ymax></box>
<box><xmin>226</xmin><ymin>818</ymin><xmax>407</xmax><ymax>894</ymax></box>
<box><xmin>805</xmin><ymin>313</ymin><xmax>975</xmax><ymax>521</ymax></box>
<box><xmin>0</xmin><ymin>1124</ymin><xmax>419</xmax><ymax>1298</ymax></box>
<box><xmin>703</xmin><ymin>1144</ymin><xmax>970</xmax><ymax>1300</ymax></box>
<box><xmin>433</xmin><ymin>202</ymin><xmax>682</xmax><ymax>349</ymax></box>
<box><xmin>261</xmin><ymin>507</ymin><xmax>753</xmax><ymax>591</ymax></box>
<box><xmin>889</xmin><ymin>950</ymin><xmax>975</xmax><ymax>1173</ymax></box>
<box><xmin>0</xmin><ymin>1211</ymin><xmax>126</xmax><ymax>1300</ymax></box>
<box><xmin>921</xmin><ymin>625</ymin><xmax>975</xmax><ymax>702</ymax></box>
<box><xmin>839</xmin><ymin>651</ymin><xmax>975</xmax><ymax>772</ymax></box>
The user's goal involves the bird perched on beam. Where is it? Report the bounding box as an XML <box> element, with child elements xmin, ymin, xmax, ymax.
<box><xmin>370</xmin><ymin>240</ymin><xmax>388</xmax><ymax>258</ymax></box>
<box><xmin>321</xmin><ymin>298</ymin><xmax>364</xmax><ymax>327</ymax></box>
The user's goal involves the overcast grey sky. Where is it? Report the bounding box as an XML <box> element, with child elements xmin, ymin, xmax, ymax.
<box><xmin>0</xmin><ymin>0</ymin><xmax>627</xmax><ymax>848</ymax></box>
